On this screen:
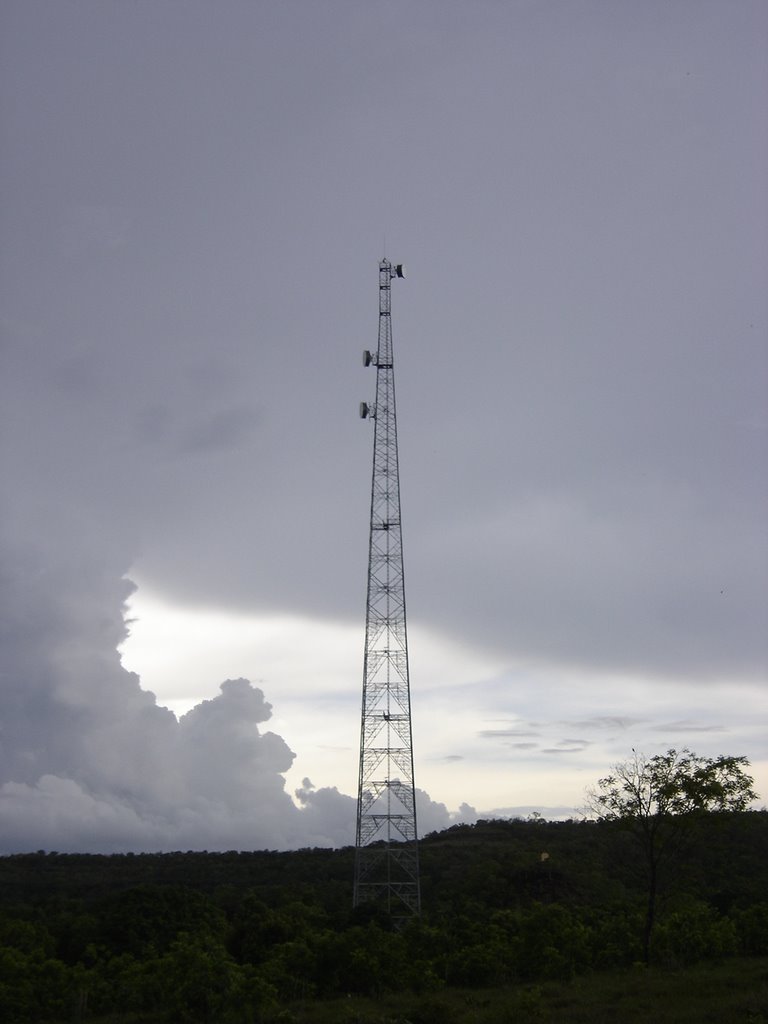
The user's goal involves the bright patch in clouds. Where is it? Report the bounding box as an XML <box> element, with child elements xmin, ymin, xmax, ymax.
<box><xmin>120</xmin><ymin>581</ymin><xmax>508</xmax><ymax>806</ymax></box>
<box><xmin>120</xmin><ymin>584</ymin><xmax>768</xmax><ymax>816</ymax></box>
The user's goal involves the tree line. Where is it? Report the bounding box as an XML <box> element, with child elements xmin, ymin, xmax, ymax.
<box><xmin>0</xmin><ymin>751</ymin><xmax>765</xmax><ymax>1022</ymax></box>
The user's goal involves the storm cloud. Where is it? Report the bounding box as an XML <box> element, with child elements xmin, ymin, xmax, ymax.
<box><xmin>1</xmin><ymin>0</ymin><xmax>766</xmax><ymax>847</ymax></box>
<box><xmin>0</xmin><ymin>538</ymin><xmax>476</xmax><ymax>851</ymax></box>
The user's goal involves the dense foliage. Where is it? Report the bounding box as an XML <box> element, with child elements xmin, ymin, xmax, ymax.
<box><xmin>1</xmin><ymin>811</ymin><xmax>766</xmax><ymax>1022</ymax></box>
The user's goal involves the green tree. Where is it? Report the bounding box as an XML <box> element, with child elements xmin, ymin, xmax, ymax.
<box><xmin>587</xmin><ymin>748</ymin><xmax>757</xmax><ymax>963</ymax></box>
<box><xmin>159</xmin><ymin>931</ymin><xmax>244</xmax><ymax>1023</ymax></box>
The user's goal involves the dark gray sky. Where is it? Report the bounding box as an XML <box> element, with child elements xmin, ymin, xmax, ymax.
<box><xmin>1</xmin><ymin>0</ymin><xmax>766</xmax><ymax>851</ymax></box>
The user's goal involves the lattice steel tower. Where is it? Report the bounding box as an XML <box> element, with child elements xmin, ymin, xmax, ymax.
<box><xmin>353</xmin><ymin>258</ymin><xmax>420</xmax><ymax>921</ymax></box>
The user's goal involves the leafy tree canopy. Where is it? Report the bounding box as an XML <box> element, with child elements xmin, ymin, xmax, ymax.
<box><xmin>589</xmin><ymin>748</ymin><xmax>758</xmax><ymax>823</ymax></box>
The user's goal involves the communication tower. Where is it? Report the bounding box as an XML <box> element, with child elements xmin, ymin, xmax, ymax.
<box><xmin>354</xmin><ymin>258</ymin><xmax>421</xmax><ymax>921</ymax></box>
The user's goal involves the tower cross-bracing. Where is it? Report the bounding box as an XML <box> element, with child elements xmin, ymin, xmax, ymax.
<box><xmin>354</xmin><ymin>258</ymin><xmax>421</xmax><ymax>921</ymax></box>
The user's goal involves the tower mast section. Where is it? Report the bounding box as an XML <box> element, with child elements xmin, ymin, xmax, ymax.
<box><xmin>354</xmin><ymin>258</ymin><xmax>420</xmax><ymax>921</ymax></box>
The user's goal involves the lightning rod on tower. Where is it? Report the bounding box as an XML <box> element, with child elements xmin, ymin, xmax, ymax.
<box><xmin>353</xmin><ymin>258</ymin><xmax>421</xmax><ymax>922</ymax></box>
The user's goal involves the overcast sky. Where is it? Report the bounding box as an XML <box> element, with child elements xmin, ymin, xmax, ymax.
<box><xmin>1</xmin><ymin>0</ymin><xmax>766</xmax><ymax>853</ymax></box>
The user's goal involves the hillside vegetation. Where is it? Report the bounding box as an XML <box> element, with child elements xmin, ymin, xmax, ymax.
<box><xmin>1</xmin><ymin>812</ymin><xmax>766</xmax><ymax>1022</ymax></box>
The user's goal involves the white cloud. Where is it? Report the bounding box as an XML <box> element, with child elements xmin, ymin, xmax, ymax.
<box><xmin>0</xmin><ymin>541</ymin><xmax>487</xmax><ymax>852</ymax></box>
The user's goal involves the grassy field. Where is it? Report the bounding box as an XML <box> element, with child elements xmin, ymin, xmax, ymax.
<box><xmin>58</xmin><ymin>956</ymin><xmax>768</xmax><ymax>1023</ymax></box>
<box><xmin>280</xmin><ymin>957</ymin><xmax>768</xmax><ymax>1024</ymax></box>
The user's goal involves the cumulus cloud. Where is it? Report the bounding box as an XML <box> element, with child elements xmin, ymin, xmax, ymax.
<box><xmin>0</xmin><ymin>535</ymin><xmax>472</xmax><ymax>853</ymax></box>
<box><xmin>294</xmin><ymin>779</ymin><xmax>356</xmax><ymax>848</ymax></box>
<box><xmin>416</xmin><ymin>792</ymin><xmax>478</xmax><ymax>836</ymax></box>
<box><xmin>0</xmin><ymin>535</ymin><xmax>336</xmax><ymax>852</ymax></box>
